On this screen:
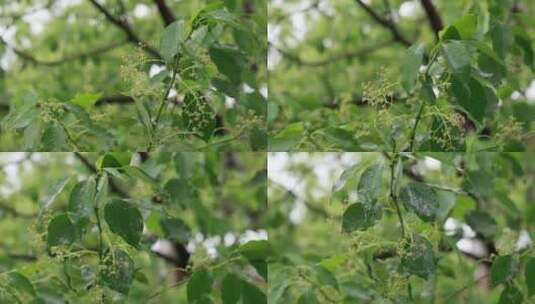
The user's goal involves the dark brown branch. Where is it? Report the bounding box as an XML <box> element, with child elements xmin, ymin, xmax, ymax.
<box><xmin>95</xmin><ymin>94</ymin><xmax>135</xmax><ymax>106</ymax></box>
<box><xmin>0</xmin><ymin>37</ymin><xmax>127</xmax><ymax>66</ymax></box>
<box><xmin>354</xmin><ymin>0</ymin><xmax>411</xmax><ymax>47</ymax></box>
<box><xmin>88</xmin><ymin>0</ymin><xmax>161</xmax><ymax>59</ymax></box>
<box><xmin>153</xmin><ymin>0</ymin><xmax>176</xmax><ymax>26</ymax></box>
<box><xmin>419</xmin><ymin>0</ymin><xmax>443</xmax><ymax>40</ymax></box>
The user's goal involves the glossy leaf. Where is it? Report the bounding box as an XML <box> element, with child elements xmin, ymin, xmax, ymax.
<box><xmin>101</xmin><ymin>249</ymin><xmax>135</xmax><ymax>295</ymax></box>
<box><xmin>68</xmin><ymin>177</ymin><xmax>96</xmax><ymax>222</ymax></box>
<box><xmin>491</xmin><ymin>255</ymin><xmax>516</xmax><ymax>286</ymax></box>
<box><xmin>401</xmin><ymin>234</ymin><xmax>436</xmax><ymax>279</ymax></box>
<box><xmin>221</xmin><ymin>273</ymin><xmax>242</xmax><ymax>304</ymax></box>
<box><xmin>47</xmin><ymin>213</ymin><xmax>76</xmax><ymax>247</ymax></box>
<box><xmin>399</xmin><ymin>182</ymin><xmax>439</xmax><ymax>222</ymax></box>
<box><xmin>499</xmin><ymin>284</ymin><xmax>523</xmax><ymax>304</ymax></box>
<box><xmin>357</xmin><ymin>163</ymin><xmax>383</xmax><ymax>203</ymax></box>
<box><xmin>241</xmin><ymin>279</ymin><xmax>267</xmax><ymax>304</ymax></box>
<box><xmin>187</xmin><ymin>269</ymin><xmax>213</xmax><ymax>303</ymax></box>
<box><xmin>160</xmin><ymin>20</ymin><xmax>188</xmax><ymax>63</ymax></box>
<box><xmin>401</xmin><ymin>43</ymin><xmax>424</xmax><ymax>93</ymax></box>
<box><xmin>104</xmin><ymin>200</ymin><xmax>143</xmax><ymax>247</ymax></box>
<box><xmin>342</xmin><ymin>203</ymin><xmax>381</xmax><ymax>232</ymax></box>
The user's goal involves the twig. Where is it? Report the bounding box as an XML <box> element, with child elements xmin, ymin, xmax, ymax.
<box><xmin>419</xmin><ymin>0</ymin><xmax>443</xmax><ymax>41</ymax></box>
<box><xmin>153</xmin><ymin>0</ymin><xmax>176</xmax><ymax>26</ymax></box>
<box><xmin>353</xmin><ymin>0</ymin><xmax>411</xmax><ymax>47</ymax></box>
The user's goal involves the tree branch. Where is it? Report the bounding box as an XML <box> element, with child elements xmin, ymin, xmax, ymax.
<box><xmin>153</xmin><ymin>0</ymin><xmax>176</xmax><ymax>26</ymax></box>
<box><xmin>0</xmin><ymin>38</ymin><xmax>127</xmax><ymax>66</ymax></box>
<box><xmin>270</xmin><ymin>39</ymin><xmax>394</xmax><ymax>67</ymax></box>
<box><xmin>88</xmin><ymin>0</ymin><xmax>161</xmax><ymax>59</ymax></box>
<box><xmin>353</xmin><ymin>0</ymin><xmax>411</xmax><ymax>47</ymax></box>
<box><xmin>419</xmin><ymin>0</ymin><xmax>443</xmax><ymax>40</ymax></box>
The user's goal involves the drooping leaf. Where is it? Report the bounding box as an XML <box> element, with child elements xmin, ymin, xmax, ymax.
<box><xmin>268</xmin><ymin>122</ymin><xmax>304</xmax><ymax>151</ymax></box>
<box><xmin>39</xmin><ymin>176</ymin><xmax>71</xmax><ymax>209</ymax></box>
<box><xmin>399</xmin><ymin>182</ymin><xmax>439</xmax><ymax>222</ymax></box>
<box><xmin>401</xmin><ymin>234</ymin><xmax>436</xmax><ymax>279</ymax></box>
<box><xmin>465</xmin><ymin>210</ymin><xmax>497</xmax><ymax>239</ymax></box>
<box><xmin>7</xmin><ymin>272</ymin><xmax>36</xmax><ymax>298</ymax></box>
<box><xmin>401</xmin><ymin>43</ymin><xmax>424</xmax><ymax>93</ymax></box>
<box><xmin>101</xmin><ymin>249</ymin><xmax>135</xmax><ymax>295</ymax></box>
<box><xmin>241</xmin><ymin>279</ymin><xmax>267</xmax><ymax>304</ymax></box>
<box><xmin>160</xmin><ymin>20</ymin><xmax>188</xmax><ymax>63</ymax></box>
<box><xmin>104</xmin><ymin>200</ymin><xmax>143</xmax><ymax>247</ymax></box>
<box><xmin>357</xmin><ymin>163</ymin><xmax>383</xmax><ymax>203</ymax></box>
<box><xmin>68</xmin><ymin>177</ymin><xmax>96</xmax><ymax>222</ymax></box>
<box><xmin>181</xmin><ymin>94</ymin><xmax>215</xmax><ymax>141</ymax></box>
<box><xmin>491</xmin><ymin>255</ymin><xmax>516</xmax><ymax>286</ymax></box>
<box><xmin>221</xmin><ymin>273</ymin><xmax>242</xmax><ymax>304</ymax></box>
<box><xmin>341</xmin><ymin>203</ymin><xmax>381</xmax><ymax>232</ymax></box>
<box><xmin>499</xmin><ymin>284</ymin><xmax>523</xmax><ymax>304</ymax></box>
<box><xmin>47</xmin><ymin>213</ymin><xmax>76</xmax><ymax>247</ymax></box>
<box><xmin>239</xmin><ymin>240</ymin><xmax>274</xmax><ymax>261</ymax></box>
<box><xmin>442</xmin><ymin>40</ymin><xmax>471</xmax><ymax>76</ymax></box>
<box><xmin>209</xmin><ymin>45</ymin><xmax>244</xmax><ymax>84</ymax></box>
<box><xmin>187</xmin><ymin>269</ymin><xmax>213</xmax><ymax>303</ymax></box>
<box><xmin>160</xmin><ymin>217</ymin><xmax>191</xmax><ymax>243</ymax></box>
<box><xmin>42</xmin><ymin>123</ymin><xmax>68</xmax><ymax>151</ymax></box>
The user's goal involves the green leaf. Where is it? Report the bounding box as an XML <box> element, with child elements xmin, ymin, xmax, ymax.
<box><xmin>209</xmin><ymin>45</ymin><xmax>244</xmax><ymax>84</ymax></box>
<box><xmin>47</xmin><ymin>213</ymin><xmax>76</xmax><ymax>247</ymax></box>
<box><xmin>164</xmin><ymin>178</ymin><xmax>195</xmax><ymax>207</ymax></box>
<box><xmin>342</xmin><ymin>203</ymin><xmax>381</xmax><ymax>232</ymax></box>
<box><xmin>298</xmin><ymin>289</ymin><xmax>319</xmax><ymax>304</ymax></box>
<box><xmin>314</xmin><ymin>265</ymin><xmax>338</xmax><ymax>290</ymax></box>
<box><xmin>357</xmin><ymin>163</ymin><xmax>383</xmax><ymax>203</ymax></box>
<box><xmin>22</xmin><ymin>118</ymin><xmax>43</xmax><ymax>150</ymax></box>
<box><xmin>491</xmin><ymin>22</ymin><xmax>513</xmax><ymax>59</ymax></box>
<box><xmin>499</xmin><ymin>284</ymin><xmax>523</xmax><ymax>304</ymax></box>
<box><xmin>42</xmin><ymin>123</ymin><xmax>68</xmax><ymax>151</ymax></box>
<box><xmin>0</xmin><ymin>94</ymin><xmax>38</xmax><ymax>131</ymax></box>
<box><xmin>70</xmin><ymin>93</ymin><xmax>101</xmax><ymax>110</ymax></box>
<box><xmin>39</xmin><ymin>176</ymin><xmax>71</xmax><ymax>209</ymax></box>
<box><xmin>187</xmin><ymin>269</ymin><xmax>213</xmax><ymax>303</ymax></box>
<box><xmin>399</xmin><ymin>182</ymin><xmax>439</xmax><ymax>222</ymax></box>
<box><xmin>68</xmin><ymin>177</ymin><xmax>96</xmax><ymax>222</ymax></box>
<box><xmin>181</xmin><ymin>94</ymin><xmax>215</xmax><ymax>141</ymax></box>
<box><xmin>7</xmin><ymin>272</ymin><xmax>36</xmax><ymax>298</ymax></box>
<box><xmin>514</xmin><ymin>29</ymin><xmax>534</xmax><ymax>69</ymax></box>
<box><xmin>95</xmin><ymin>172</ymin><xmax>109</xmax><ymax>207</ymax></box>
<box><xmin>221</xmin><ymin>273</ymin><xmax>242</xmax><ymax>304</ymax></box>
<box><xmin>491</xmin><ymin>255</ymin><xmax>516</xmax><ymax>286</ymax></box>
<box><xmin>465</xmin><ymin>211</ymin><xmax>497</xmax><ymax>239</ymax></box>
<box><xmin>452</xmin><ymin>15</ymin><xmax>478</xmax><ymax>40</ymax></box>
<box><xmin>450</xmin><ymin>75</ymin><xmax>498</xmax><ymax>126</ymax></box>
<box><xmin>441</xmin><ymin>40</ymin><xmax>471</xmax><ymax>75</ymax></box>
<box><xmin>525</xmin><ymin>257</ymin><xmax>535</xmax><ymax>297</ymax></box>
<box><xmin>401</xmin><ymin>43</ymin><xmax>424</xmax><ymax>93</ymax></box>
<box><xmin>241</xmin><ymin>279</ymin><xmax>266</xmax><ymax>304</ymax></box>
<box><xmin>96</xmin><ymin>153</ymin><xmax>131</xmax><ymax>170</ymax></box>
<box><xmin>160</xmin><ymin>217</ymin><xmax>191</xmax><ymax>243</ymax></box>
<box><xmin>269</xmin><ymin>122</ymin><xmax>304</xmax><ymax>151</ymax></box>
<box><xmin>101</xmin><ymin>249</ymin><xmax>135</xmax><ymax>295</ymax></box>
<box><xmin>134</xmin><ymin>98</ymin><xmax>153</xmax><ymax>136</ymax></box>
<box><xmin>104</xmin><ymin>200</ymin><xmax>143</xmax><ymax>247</ymax></box>
<box><xmin>160</xmin><ymin>20</ymin><xmax>188</xmax><ymax>63</ymax></box>
<box><xmin>401</xmin><ymin>234</ymin><xmax>436</xmax><ymax>279</ymax></box>
<box><xmin>239</xmin><ymin>240</ymin><xmax>273</xmax><ymax>261</ymax></box>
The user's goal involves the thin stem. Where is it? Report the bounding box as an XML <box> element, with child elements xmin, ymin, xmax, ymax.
<box><xmin>408</xmin><ymin>99</ymin><xmax>426</xmax><ymax>152</ymax></box>
<box><xmin>389</xmin><ymin>154</ymin><xmax>406</xmax><ymax>238</ymax></box>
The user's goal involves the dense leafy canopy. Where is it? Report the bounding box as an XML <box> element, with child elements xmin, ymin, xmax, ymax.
<box><xmin>1</xmin><ymin>0</ymin><xmax>266</xmax><ymax>151</ymax></box>
<box><xmin>269</xmin><ymin>152</ymin><xmax>534</xmax><ymax>303</ymax></box>
<box><xmin>0</xmin><ymin>152</ymin><xmax>267</xmax><ymax>303</ymax></box>
<box><xmin>269</xmin><ymin>0</ymin><xmax>535</xmax><ymax>151</ymax></box>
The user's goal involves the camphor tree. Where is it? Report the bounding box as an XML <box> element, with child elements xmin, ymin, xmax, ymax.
<box><xmin>268</xmin><ymin>152</ymin><xmax>535</xmax><ymax>303</ymax></box>
<box><xmin>269</xmin><ymin>0</ymin><xmax>535</xmax><ymax>151</ymax></box>
<box><xmin>0</xmin><ymin>0</ymin><xmax>266</xmax><ymax>151</ymax></box>
<box><xmin>0</xmin><ymin>152</ymin><xmax>268</xmax><ymax>303</ymax></box>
